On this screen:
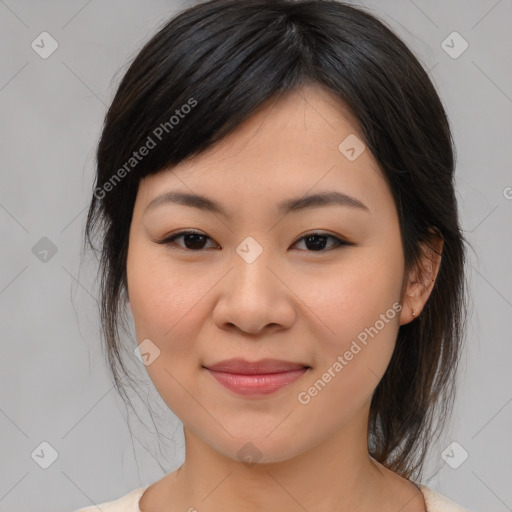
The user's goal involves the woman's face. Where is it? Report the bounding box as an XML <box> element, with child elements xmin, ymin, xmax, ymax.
<box><xmin>127</xmin><ymin>83</ymin><xmax>410</xmax><ymax>464</ymax></box>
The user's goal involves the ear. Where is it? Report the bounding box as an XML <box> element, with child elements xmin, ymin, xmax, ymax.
<box><xmin>399</xmin><ymin>228</ymin><xmax>443</xmax><ymax>325</ymax></box>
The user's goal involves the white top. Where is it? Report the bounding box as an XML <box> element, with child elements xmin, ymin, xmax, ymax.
<box><xmin>75</xmin><ymin>483</ymin><xmax>470</xmax><ymax>511</ymax></box>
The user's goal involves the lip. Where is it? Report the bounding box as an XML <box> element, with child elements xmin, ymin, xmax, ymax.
<box><xmin>205</xmin><ymin>358</ymin><xmax>310</xmax><ymax>374</ymax></box>
<box><xmin>203</xmin><ymin>358</ymin><xmax>311</xmax><ymax>397</ymax></box>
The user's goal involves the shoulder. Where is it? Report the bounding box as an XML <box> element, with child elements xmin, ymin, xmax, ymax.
<box><xmin>418</xmin><ymin>484</ymin><xmax>470</xmax><ymax>512</ymax></box>
<box><xmin>74</xmin><ymin>486</ymin><xmax>148</xmax><ymax>512</ymax></box>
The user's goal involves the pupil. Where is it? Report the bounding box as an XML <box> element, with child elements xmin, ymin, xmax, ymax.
<box><xmin>184</xmin><ymin>234</ymin><xmax>206</xmax><ymax>250</ymax></box>
<box><xmin>306</xmin><ymin>235</ymin><xmax>326</xmax><ymax>251</ymax></box>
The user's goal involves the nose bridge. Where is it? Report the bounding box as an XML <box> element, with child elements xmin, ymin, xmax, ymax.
<box><xmin>231</xmin><ymin>234</ymin><xmax>275</xmax><ymax>296</ymax></box>
<box><xmin>212</xmin><ymin>233</ymin><xmax>295</xmax><ymax>333</ymax></box>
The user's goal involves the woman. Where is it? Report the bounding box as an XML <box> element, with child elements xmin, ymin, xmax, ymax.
<box><xmin>78</xmin><ymin>0</ymin><xmax>470</xmax><ymax>510</ymax></box>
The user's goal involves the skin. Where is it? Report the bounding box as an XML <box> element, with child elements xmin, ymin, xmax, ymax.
<box><xmin>126</xmin><ymin>82</ymin><xmax>442</xmax><ymax>512</ymax></box>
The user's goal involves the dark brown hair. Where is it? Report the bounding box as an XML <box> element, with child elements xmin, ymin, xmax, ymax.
<box><xmin>83</xmin><ymin>0</ymin><xmax>469</xmax><ymax>479</ymax></box>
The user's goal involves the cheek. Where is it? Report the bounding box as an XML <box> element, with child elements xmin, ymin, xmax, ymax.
<box><xmin>294</xmin><ymin>242</ymin><xmax>404</xmax><ymax>418</ymax></box>
<box><xmin>293</xmin><ymin>259</ymin><xmax>403</xmax><ymax>433</ymax></box>
<box><xmin>127</xmin><ymin>248</ymin><xmax>207</xmax><ymax>339</ymax></box>
<box><xmin>127</xmin><ymin>249</ymin><xmax>224</xmax><ymax>387</ymax></box>
<box><xmin>126</xmin><ymin>251</ymin><xmax>209</xmax><ymax>417</ymax></box>
<box><xmin>298</xmin><ymin>245</ymin><xmax>404</xmax><ymax>348</ymax></box>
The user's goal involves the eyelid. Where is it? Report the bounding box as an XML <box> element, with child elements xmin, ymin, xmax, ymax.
<box><xmin>156</xmin><ymin>229</ymin><xmax>219</xmax><ymax>249</ymax></box>
<box><xmin>295</xmin><ymin>230</ymin><xmax>352</xmax><ymax>245</ymax></box>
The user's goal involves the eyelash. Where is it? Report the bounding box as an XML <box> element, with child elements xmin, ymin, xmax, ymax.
<box><xmin>157</xmin><ymin>230</ymin><xmax>351</xmax><ymax>252</ymax></box>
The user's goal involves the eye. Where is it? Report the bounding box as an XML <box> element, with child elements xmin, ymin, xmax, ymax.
<box><xmin>157</xmin><ymin>230</ymin><xmax>350</xmax><ymax>252</ymax></box>
<box><xmin>292</xmin><ymin>232</ymin><xmax>350</xmax><ymax>252</ymax></box>
<box><xmin>158</xmin><ymin>230</ymin><xmax>218</xmax><ymax>251</ymax></box>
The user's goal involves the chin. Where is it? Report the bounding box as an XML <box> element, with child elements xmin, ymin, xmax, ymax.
<box><xmin>203</xmin><ymin>430</ymin><xmax>313</xmax><ymax>467</ymax></box>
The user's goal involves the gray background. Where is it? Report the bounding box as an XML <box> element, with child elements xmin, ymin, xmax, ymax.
<box><xmin>0</xmin><ymin>1</ymin><xmax>511</xmax><ymax>511</ymax></box>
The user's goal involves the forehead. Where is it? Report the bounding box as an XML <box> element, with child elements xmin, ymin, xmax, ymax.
<box><xmin>183</xmin><ymin>83</ymin><xmax>369</xmax><ymax>167</ymax></box>
<box><xmin>135</xmin><ymin>83</ymin><xmax>390</xmax><ymax>218</ymax></box>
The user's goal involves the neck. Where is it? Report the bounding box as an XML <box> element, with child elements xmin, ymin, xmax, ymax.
<box><xmin>156</xmin><ymin>407</ymin><xmax>423</xmax><ymax>512</ymax></box>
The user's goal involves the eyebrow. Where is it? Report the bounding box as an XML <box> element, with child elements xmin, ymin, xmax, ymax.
<box><xmin>144</xmin><ymin>190</ymin><xmax>370</xmax><ymax>217</ymax></box>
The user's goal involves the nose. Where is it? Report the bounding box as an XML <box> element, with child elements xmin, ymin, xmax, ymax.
<box><xmin>212</xmin><ymin>247</ymin><xmax>296</xmax><ymax>336</ymax></box>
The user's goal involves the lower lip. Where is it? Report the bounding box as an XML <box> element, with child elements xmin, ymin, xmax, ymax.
<box><xmin>206</xmin><ymin>368</ymin><xmax>309</xmax><ymax>396</ymax></box>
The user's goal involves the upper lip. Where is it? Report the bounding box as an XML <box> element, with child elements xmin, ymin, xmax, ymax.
<box><xmin>204</xmin><ymin>358</ymin><xmax>310</xmax><ymax>374</ymax></box>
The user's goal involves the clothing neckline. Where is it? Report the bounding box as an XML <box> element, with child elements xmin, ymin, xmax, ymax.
<box><xmin>134</xmin><ymin>482</ymin><xmax>432</xmax><ymax>512</ymax></box>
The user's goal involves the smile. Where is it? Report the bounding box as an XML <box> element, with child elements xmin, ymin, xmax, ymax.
<box><xmin>205</xmin><ymin>367</ymin><xmax>310</xmax><ymax>396</ymax></box>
